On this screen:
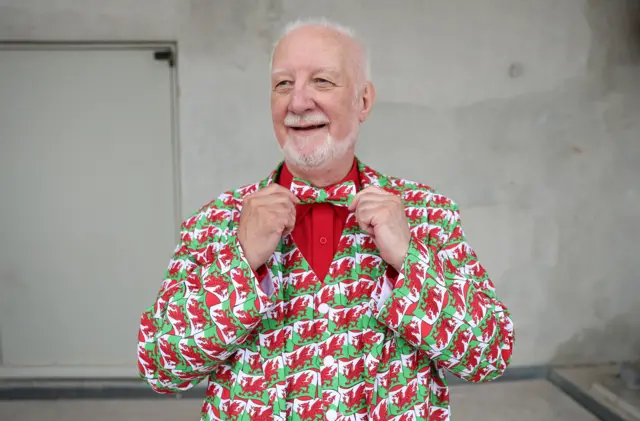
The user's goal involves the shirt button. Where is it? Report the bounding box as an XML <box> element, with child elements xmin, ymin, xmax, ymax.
<box><xmin>323</xmin><ymin>355</ymin><xmax>335</xmax><ymax>367</ymax></box>
<box><xmin>319</xmin><ymin>237</ymin><xmax>327</xmax><ymax>245</ymax></box>
<box><xmin>318</xmin><ymin>303</ymin><xmax>329</xmax><ymax>314</ymax></box>
<box><xmin>326</xmin><ymin>409</ymin><xmax>338</xmax><ymax>421</ymax></box>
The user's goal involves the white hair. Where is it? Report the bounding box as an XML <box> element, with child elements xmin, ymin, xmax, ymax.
<box><xmin>270</xmin><ymin>17</ymin><xmax>371</xmax><ymax>83</ymax></box>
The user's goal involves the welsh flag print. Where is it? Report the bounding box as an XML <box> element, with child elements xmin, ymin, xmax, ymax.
<box><xmin>137</xmin><ymin>159</ymin><xmax>515</xmax><ymax>421</ymax></box>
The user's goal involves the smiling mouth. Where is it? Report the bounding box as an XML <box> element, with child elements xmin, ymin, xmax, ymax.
<box><xmin>290</xmin><ymin>124</ymin><xmax>328</xmax><ymax>132</ymax></box>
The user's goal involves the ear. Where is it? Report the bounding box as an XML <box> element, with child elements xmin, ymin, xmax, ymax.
<box><xmin>358</xmin><ymin>81</ymin><xmax>376</xmax><ymax>123</ymax></box>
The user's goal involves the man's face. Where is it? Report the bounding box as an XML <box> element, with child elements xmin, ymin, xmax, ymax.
<box><xmin>270</xmin><ymin>26</ymin><xmax>373</xmax><ymax>170</ymax></box>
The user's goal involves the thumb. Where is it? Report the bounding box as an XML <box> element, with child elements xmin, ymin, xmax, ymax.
<box><xmin>348</xmin><ymin>193</ymin><xmax>361</xmax><ymax>211</ymax></box>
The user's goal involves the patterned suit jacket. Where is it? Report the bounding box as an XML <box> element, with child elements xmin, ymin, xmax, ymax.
<box><xmin>137</xmin><ymin>158</ymin><xmax>515</xmax><ymax>421</ymax></box>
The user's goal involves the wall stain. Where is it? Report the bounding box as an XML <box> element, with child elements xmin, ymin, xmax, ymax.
<box><xmin>551</xmin><ymin>308</ymin><xmax>640</xmax><ymax>366</ymax></box>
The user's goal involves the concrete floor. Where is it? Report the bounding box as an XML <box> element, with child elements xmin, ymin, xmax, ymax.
<box><xmin>553</xmin><ymin>365</ymin><xmax>640</xmax><ymax>421</ymax></box>
<box><xmin>0</xmin><ymin>379</ymin><xmax>600</xmax><ymax>421</ymax></box>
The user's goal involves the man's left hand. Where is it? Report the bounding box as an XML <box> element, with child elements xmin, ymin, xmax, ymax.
<box><xmin>348</xmin><ymin>186</ymin><xmax>411</xmax><ymax>272</ymax></box>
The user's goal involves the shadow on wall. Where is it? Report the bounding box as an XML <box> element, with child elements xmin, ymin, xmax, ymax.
<box><xmin>585</xmin><ymin>0</ymin><xmax>640</xmax><ymax>66</ymax></box>
<box><xmin>551</xmin><ymin>305</ymin><xmax>640</xmax><ymax>366</ymax></box>
<box><xmin>547</xmin><ymin>0</ymin><xmax>640</xmax><ymax>367</ymax></box>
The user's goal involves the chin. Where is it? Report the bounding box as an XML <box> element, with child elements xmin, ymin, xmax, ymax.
<box><xmin>283</xmin><ymin>147</ymin><xmax>332</xmax><ymax>170</ymax></box>
<box><xmin>281</xmin><ymin>132</ymin><xmax>356</xmax><ymax>170</ymax></box>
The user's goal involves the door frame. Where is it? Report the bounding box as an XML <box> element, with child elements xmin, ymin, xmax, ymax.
<box><xmin>0</xmin><ymin>42</ymin><xmax>182</xmax><ymax>379</ymax></box>
<box><xmin>0</xmin><ymin>41</ymin><xmax>183</xmax><ymax>238</ymax></box>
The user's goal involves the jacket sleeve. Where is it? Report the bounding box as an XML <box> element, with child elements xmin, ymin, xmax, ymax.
<box><xmin>136</xmin><ymin>203</ymin><xmax>275</xmax><ymax>394</ymax></box>
<box><xmin>373</xmin><ymin>200</ymin><xmax>515</xmax><ymax>383</ymax></box>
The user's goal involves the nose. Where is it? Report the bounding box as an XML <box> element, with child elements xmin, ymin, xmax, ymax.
<box><xmin>288</xmin><ymin>84</ymin><xmax>315</xmax><ymax>114</ymax></box>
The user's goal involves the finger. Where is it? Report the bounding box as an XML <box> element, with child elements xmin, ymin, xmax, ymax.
<box><xmin>251</xmin><ymin>184</ymin><xmax>299</xmax><ymax>204</ymax></box>
<box><xmin>253</xmin><ymin>191</ymin><xmax>299</xmax><ymax>208</ymax></box>
<box><xmin>355</xmin><ymin>204</ymin><xmax>374</xmax><ymax>222</ymax></box>
<box><xmin>355</xmin><ymin>206</ymin><xmax>376</xmax><ymax>235</ymax></box>
<box><xmin>357</xmin><ymin>217</ymin><xmax>374</xmax><ymax>235</ymax></box>
<box><xmin>272</xmin><ymin>202</ymin><xmax>296</xmax><ymax>233</ymax></box>
<box><xmin>360</xmin><ymin>193</ymin><xmax>391</xmax><ymax>205</ymax></box>
<box><xmin>349</xmin><ymin>190</ymin><xmax>369</xmax><ymax>211</ymax></box>
<box><xmin>270</xmin><ymin>184</ymin><xmax>300</xmax><ymax>204</ymax></box>
<box><xmin>358</xmin><ymin>186</ymin><xmax>389</xmax><ymax>197</ymax></box>
<box><xmin>272</xmin><ymin>201</ymin><xmax>296</xmax><ymax>219</ymax></box>
<box><xmin>282</xmin><ymin>208</ymin><xmax>296</xmax><ymax>236</ymax></box>
<box><xmin>350</xmin><ymin>186</ymin><xmax>391</xmax><ymax>202</ymax></box>
<box><xmin>349</xmin><ymin>191</ymin><xmax>387</xmax><ymax>211</ymax></box>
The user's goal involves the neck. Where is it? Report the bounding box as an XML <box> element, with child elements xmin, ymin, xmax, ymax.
<box><xmin>286</xmin><ymin>153</ymin><xmax>355</xmax><ymax>187</ymax></box>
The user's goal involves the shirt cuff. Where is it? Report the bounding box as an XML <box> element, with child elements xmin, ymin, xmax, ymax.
<box><xmin>377</xmin><ymin>277</ymin><xmax>393</xmax><ymax>311</ymax></box>
<box><xmin>254</xmin><ymin>264</ymin><xmax>274</xmax><ymax>298</ymax></box>
<box><xmin>376</xmin><ymin>266</ymin><xmax>399</xmax><ymax>311</ymax></box>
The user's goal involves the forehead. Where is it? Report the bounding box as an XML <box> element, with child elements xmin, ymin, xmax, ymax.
<box><xmin>271</xmin><ymin>27</ymin><xmax>353</xmax><ymax>76</ymax></box>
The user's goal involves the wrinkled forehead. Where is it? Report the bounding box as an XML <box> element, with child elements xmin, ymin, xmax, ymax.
<box><xmin>271</xmin><ymin>27</ymin><xmax>357</xmax><ymax>79</ymax></box>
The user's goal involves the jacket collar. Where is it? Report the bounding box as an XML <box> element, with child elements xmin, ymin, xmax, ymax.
<box><xmin>258</xmin><ymin>156</ymin><xmax>385</xmax><ymax>191</ymax></box>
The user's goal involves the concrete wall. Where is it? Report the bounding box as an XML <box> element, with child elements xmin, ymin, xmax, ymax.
<box><xmin>1</xmin><ymin>0</ymin><xmax>638</xmax><ymax>368</ymax></box>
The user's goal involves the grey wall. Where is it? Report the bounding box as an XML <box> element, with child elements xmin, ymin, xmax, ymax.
<box><xmin>1</xmin><ymin>0</ymin><xmax>638</xmax><ymax>368</ymax></box>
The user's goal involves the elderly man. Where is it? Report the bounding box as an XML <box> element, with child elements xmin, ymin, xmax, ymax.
<box><xmin>137</xmin><ymin>19</ymin><xmax>515</xmax><ymax>421</ymax></box>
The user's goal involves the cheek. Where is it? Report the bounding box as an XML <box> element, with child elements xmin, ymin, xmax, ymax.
<box><xmin>271</xmin><ymin>110</ymin><xmax>284</xmax><ymax>124</ymax></box>
<box><xmin>271</xmin><ymin>94</ymin><xmax>289</xmax><ymax>110</ymax></box>
<box><xmin>271</xmin><ymin>100</ymin><xmax>289</xmax><ymax>144</ymax></box>
<box><xmin>271</xmin><ymin>97</ymin><xmax>288</xmax><ymax>120</ymax></box>
<box><xmin>322</xmin><ymin>94</ymin><xmax>357</xmax><ymax>119</ymax></box>
<box><xmin>324</xmin><ymin>104</ymin><xmax>358</xmax><ymax>134</ymax></box>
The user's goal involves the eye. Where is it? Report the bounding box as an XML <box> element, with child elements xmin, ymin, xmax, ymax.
<box><xmin>314</xmin><ymin>78</ymin><xmax>334</xmax><ymax>86</ymax></box>
<box><xmin>274</xmin><ymin>80</ymin><xmax>292</xmax><ymax>91</ymax></box>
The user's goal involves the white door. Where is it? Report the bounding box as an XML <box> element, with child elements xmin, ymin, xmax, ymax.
<box><xmin>0</xmin><ymin>46</ymin><xmax>179</xmax><ymax>378</ymax></box>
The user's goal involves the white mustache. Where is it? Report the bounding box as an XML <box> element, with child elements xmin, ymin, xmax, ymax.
<box><xmin>284</xmin><ymin>112</ymin><xmax>330</xmax><ymax>127</ymax></box>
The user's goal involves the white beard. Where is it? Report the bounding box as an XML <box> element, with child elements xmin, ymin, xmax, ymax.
<box><xmin>281</xmin><ymin>125</ymin><xmax>359</xmax><ymax>170</ymax></box>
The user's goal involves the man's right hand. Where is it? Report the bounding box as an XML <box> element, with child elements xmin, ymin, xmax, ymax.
<box><xmin>237</xmin><ymin>184</ymin><xmax>300</xmax><ymax>271</ymax></box>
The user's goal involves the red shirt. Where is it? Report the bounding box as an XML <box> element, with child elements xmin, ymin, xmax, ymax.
<box><xmin>276</xmin><ymin>159</ymin><xmax>360</xmax><ymax>281</ymax></box>
<box><xmin>252</xmin><ymin>159</ymin><xmax>397</xmax><ymax>288</ymax></box>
